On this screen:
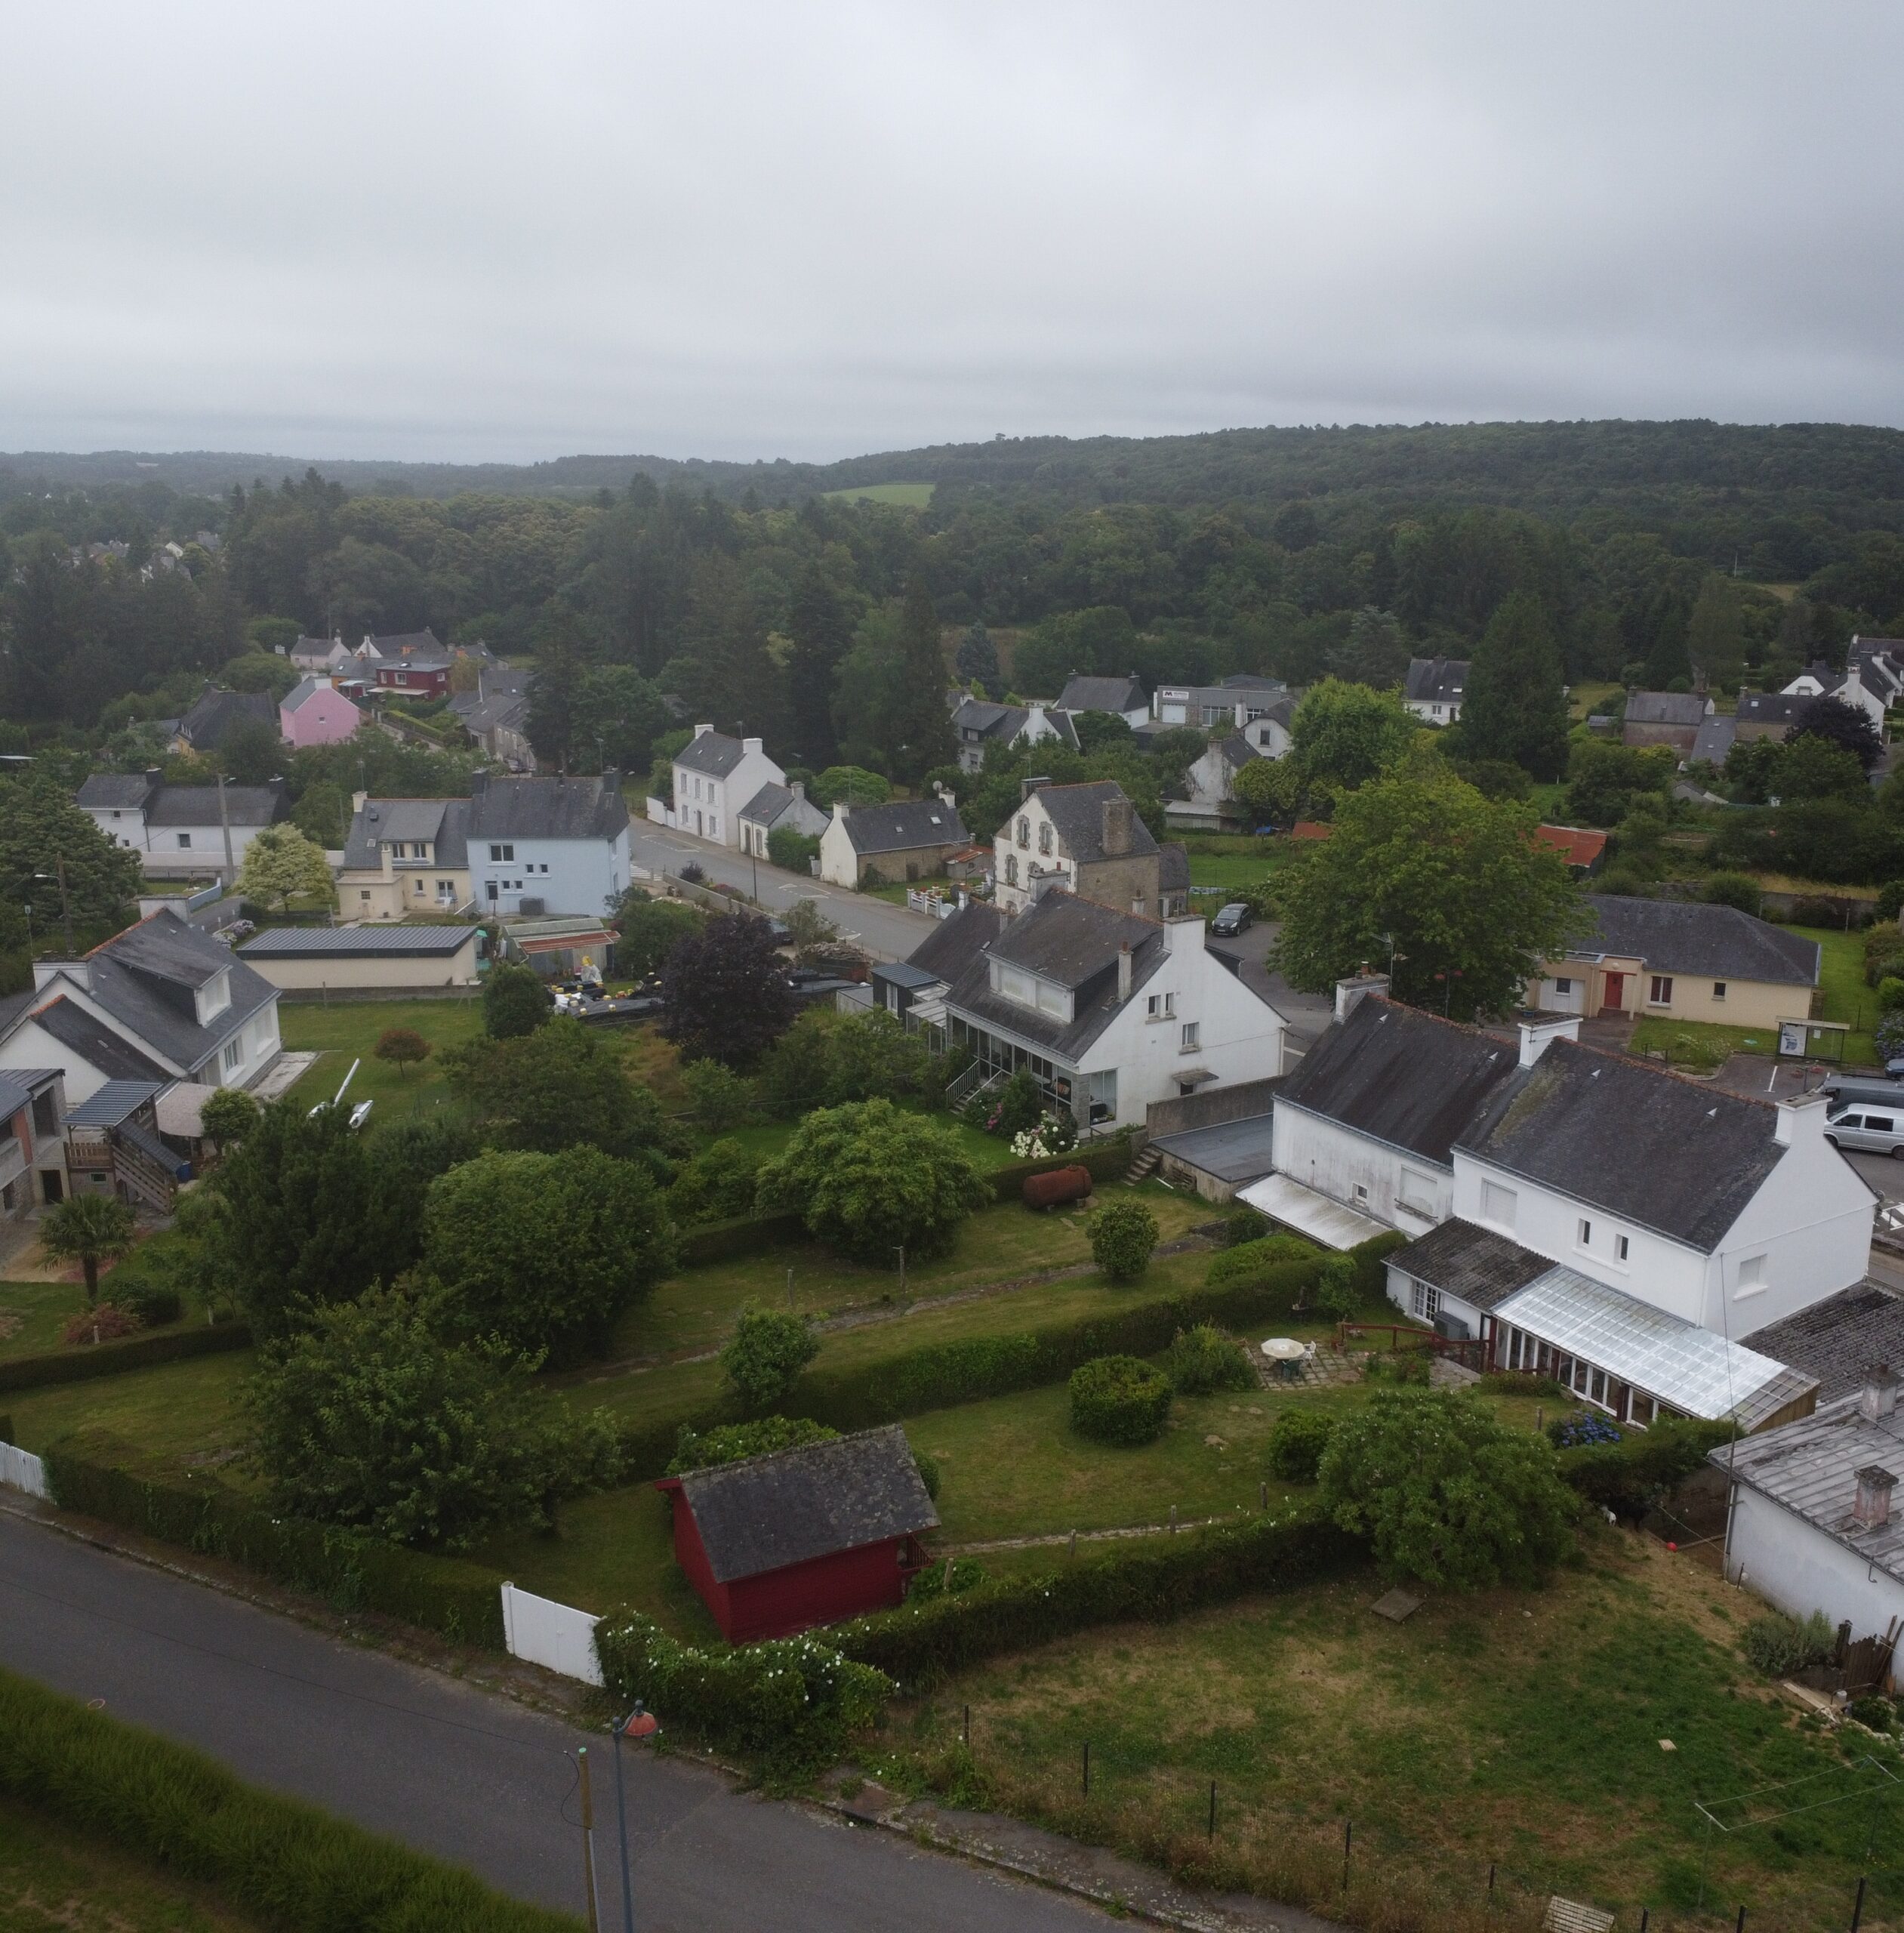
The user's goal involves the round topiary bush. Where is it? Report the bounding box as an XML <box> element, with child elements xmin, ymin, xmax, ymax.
<box><xmin>1069</xmin><ymin>1354</ymin><xmax>1174</xmax><ymax>1444</ymax></box>
<box><xmin>1266</xmin><ymin>1407</ymin><xmax>1336</xmax><ymax>1481</ymax></box>
<box><xmin>1088</xmin><ymin>1198</ymin><xmax>1160</xmax><ymax>1283</ymax></box>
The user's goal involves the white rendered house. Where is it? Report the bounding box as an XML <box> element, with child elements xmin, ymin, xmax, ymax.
<box><xmin>670</xmin><ymin>726</ymin><xmax>785</xmax><ymax>849</ymax></box>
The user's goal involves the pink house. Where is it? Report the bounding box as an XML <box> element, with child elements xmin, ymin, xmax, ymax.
<box><xmin>279</xmin><ymin>677</ymin><xmax>362</xmax><ymax>748</ymax></box>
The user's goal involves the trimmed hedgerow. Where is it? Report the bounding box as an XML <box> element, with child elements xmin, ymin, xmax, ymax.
<box><xmin>0</xmin><ymin>1320</ymin><xmax>252</xmax><ymax>1393</ymax></box>
<box><xmin>833</xmin><ymin>1504</ymin><xmax>1365</xmax><ymax>1685</ymax></box>
<box><xmin>1069</xmin><ymin>1355</ymin><xmax>1173</xmax><ymax>1444</ymax></box>
<box><xmin>675</xmin><ymin>1210</ymin><xmax>806</xmax><ymax>1267</ymax></box>
<box><xmin>0</xmin><ymin>1666</ymin><xmax>577</xmax><ymax>1933</ymax></box>
<box><xmin>665</xmin><ymin>1416</ymin><xmax>838</xmax><ymax>1475</ymax></box>
<box><xmin>592</xmin><ymin>1608</ymin><xmax>891</xmax><ymax>1777</ymax></box>
<box><xmin>1554</xmin><ymin>1417</ymin><xmax>1734</xmax><ymax>1518</ymax></box>
<box><xmin>43</xmin><ymin>1447</ymin><xmax>506</xmax><ymax>1648</ymax></box>
<box><xmin>986</xmin><ymin>1135</ymin><xmax>1137</xmax><ymax>1204</ymax></box>
<box><xmin>615</xmin><ymin>1250</ymin><xmax>1334</xmax><ymax>1475</ymax></box>
<box><xmin>1206</xmin><ymin>1233</ymin><xmax>1322</xmax><ymax>1287</ymax></box>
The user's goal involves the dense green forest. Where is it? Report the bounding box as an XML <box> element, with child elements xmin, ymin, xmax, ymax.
<box><xmin>5</xmin><ymin>421</ymin><xmax>1904</xmax><ymax>788</ymax></box>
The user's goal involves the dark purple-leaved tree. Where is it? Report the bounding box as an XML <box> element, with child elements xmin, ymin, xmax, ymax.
<box><xmin>660</xmin><ymin>911</ymin><xmax>797</xmax><ymax>1068</ymax></box>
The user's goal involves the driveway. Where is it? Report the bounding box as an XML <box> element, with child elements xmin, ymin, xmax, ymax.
<box><xmin>0</xmin><ymin>1510</ymin><xmax>1126</xmax><ymax>1933</ymax></box>
<box><xmin>628</xmin><ymin>818</ymin><xmax>934</xmax><ymax>964</ymax></box>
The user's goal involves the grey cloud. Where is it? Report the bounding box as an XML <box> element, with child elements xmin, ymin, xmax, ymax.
<box><xmin>3</xmin><ymin>0</ymin><xmax>1902</xmax><ymax>463</ymax></box>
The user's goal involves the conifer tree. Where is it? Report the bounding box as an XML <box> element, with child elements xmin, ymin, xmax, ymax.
<box><xmin>1458</xmin><ymin>591</ymin><xmax>1570</xmax><ymax>780</ymax></box>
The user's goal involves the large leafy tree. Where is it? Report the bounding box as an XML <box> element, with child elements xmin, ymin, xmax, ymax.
<box><xmin>236</xmin><ymin>824</ymin><xmax>336</xmax><ymax>911</ymax></box>
<box><xmin>445</xmin><ymin>1015</ymin><xmax>676</xmax><ymax>1161</ymax></box>
<box><xmin>0</xmin><ymin>770</ymin><xmax>144</xmax><ymax>946</ymax></box>
<box><xmin>243</xmin><ymin>1284</ymin><xmax>620</xmax><ymax>1549</ymax></box>
<box><xmin>1318</xmin><ymin>1391</ymin><xmax>1576</xmax><ymax>1588</ymax></box>
<box><xmin>1274</xmin><ymin>769</ymin><xmax>1584</xmax><ymax>1019</ymax></box>
<box><xmin>482</xmin><ymin>961</ymin><xmax>550</xmax><ymax>1037</ymax></box>
<box><xmin>660</xmin><ymin>911</ymin><xmax>796</xmax><ymax>1068</ymax></box>
<box><xmin>421</xmin><ymin>1147</ymin><xmax>676</xmax><ymax>1362</ymax></box>
<box><xmin>1789</xmin><ymin>692</ymin><xmax>1883</xmax><ymax>773</ymax></box>
<box><xmin>610</xmin><ymin>889</ymin><xmax>704</xmax><ymax>976</ymax></box>
<box><xmin>1456</xmin><ymin>591</ymin><xmax>1570</xmax><ymax>780</ymax></box>
<box><xmin>1289</xmin><ymin>680</ymin><xmax>1418</xmax><ymax>792</ymax></box>
<box><xmin>754</xmin><ymin>1099</ymin><xmax>991</xmax><ymax>1262</ymax></box>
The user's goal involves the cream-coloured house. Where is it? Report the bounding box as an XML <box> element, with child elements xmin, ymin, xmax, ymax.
<box><xmin>338</xmin><ymin>797</ymin><xmax>474</xmax><ymax>920</ymax></box>
<box><xmin>1529</xmin><ymin>895</ymin><xmax>1820</xmax><ymax>1031</ymax></box>
<box><xmin>238</xmin><ymin>924</ymin><xmax>484</xmax><ymax>994</ymax></box>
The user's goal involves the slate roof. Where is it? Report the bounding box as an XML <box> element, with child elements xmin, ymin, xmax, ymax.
<box><xmin>671</xmin><ymin>1424</ymin><xmax>938</xmax><ymax>1584</ymax></box>
<box><xmin>1055</xmin><ymin>674</ymin><xmax>1145</xmax><ymax>715</ymax></box>
<box><xmin>1570</xmin><ymin>895</ymin><xmax>1819</xmax><ymax>988</ymax></box>
<box><xmin>1159</xmin><ymin>842</ymin><xmax>1190</xmax><ymax>894</ymax></box>
<box><xmin>1405</xmin><ymin>657</ymin><xmax>1468</xmax><ymax>705</ymax></box>
<box><xmin>1625</xmin><ymin>692</ymin><xmax>1709</xmax><ymax>727</ymax></box>
<box><xmin>239</xmin><ymin>925</ymin><xmax>479</xmax><ymax>959</ymax></box>
<box><xmin>469</xmin><ymin>773</ymin><xmax>630</xmax><ymax>843</ymax></box>
<box><xmin>1456</xmin><ymin>1037</ymin><xmax>1793</xmax><ymax>1253</ymax></box>
<box><xmin>282</xmin><ymin>677</ymin><xmax>356</xmax><ymax>714</ymax></box>
<box><xmin>76</xmin><ymin>773</ymin><xmax>159</xmax><ymax>810</ymax></box>
<box><xmin>26</xmin><ymin>997</ymin><xmax>168</xmax><ymax>1084</ymax></box>
<box><xmin>0</xmin><ymin>1067</ymin><xmax>58</xmax><ymax>1123</ymax></box>
<box><xmin>1274</xmin><ymin>997</ymin><xmax>1518</xmax><ymax>1167</ymax></box>
<box><xmin>738</xmin><ymin>782</ymin><xmax>794</xmax><ymax>824</ymax></box>
<box><xmin>179</xmin><ymin>689</ymin><xmax>274</xmax><ymax>748</ymax></box>
<box><xmin>836</xmin><ymin>798</ymin><xmax>968</xmax><ymax>856</ymax></box>
<box><xmin>673</xmin><ymin>729</ymin><xmax>750</xmax><ymax>778</ymax></box>
<box><xmin>943</xmin><ymin>891</ymin><xmax>1170</xmax><ymax>1061</ymax></box>
<box><xmin>363</xmin><ymin>629</ymin><xmax>442</xmax><ymax>657</ymax></box>
<box><xmin>60</xmin><ymin>910</ymin><xmax>279</xmax><ymax>1074</ymax></box>
<box><xmin>1218</xmin><ymin>732</ymin><xmax>1259</xmax><ymax>771</ymax></box>
<box><xmin>1033</xmin><ymin>781</ymin><xmax>1160</xmax><ymax>865</ymax></box>
<box><xmin>950</xmin><ymin>698</ymin><xmax>1078</xmax><ymax>753</ymax></box>
<box><xmin>1736</xmin><ymin>690</ymin><xmax>1812</xmax><ymax>729</ymax></box>
<box><xmin>1712</xmin><ymin>1395</ymin><xmax>1904</xmax><ymax>1585</ymax></box>
<box><xmin>1689</xmin><ymin>714</ymin><xmax>1738</xmax><ymax>765</ymax></box>
<box><xmin>344</xmin><ymin>797</ymin><xmax>468</xmax><ymax>869</ymax></box>
<box><xmin>904</xmin><ymin>899</ymin><xmax>1003</xmax><ymax>985</ymax></box>
<box><xmin>145</xmin><ymin>784</ymin><xmax>285</xmax><ymax>828</ymax></box>
<box><xmin>1388</xmin><ymin>1217</ymin><xmax>1554</xmax><ymax>1313</ymax></box>
<box><xmin>1742</xmin><ymin>1283</ymin><xmax>1904</xmax><ymax>1407</ymax></box>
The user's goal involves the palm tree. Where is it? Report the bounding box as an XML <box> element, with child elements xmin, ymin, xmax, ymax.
<box><xmin>41</xmin><ymin>1193</ymin><xmax>137</xmax><ymax>1306</ymax></box>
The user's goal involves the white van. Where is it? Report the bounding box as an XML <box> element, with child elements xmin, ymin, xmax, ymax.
<box><xmin>1824</xmin><ymin>1102</ymin><xmax>1904</xmax><ymax>1158</ymax></box>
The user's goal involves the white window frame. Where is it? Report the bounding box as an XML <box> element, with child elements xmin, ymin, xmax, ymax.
<box><xmin>1179</xmin><ymin>1020</ymin><xmax>1200</xmax><ymax>1052</ymax></box>
<box><xmin>1616</xmin><ymin>1233</ymin><xmax>1631</xmax><ymax>1263</ymax></box>
<box><xmin>1648</xmin><ymin>975</ymin><xmax>1674</xmax><ymax>1007</ymax></box>
<box><xmin>1410</xmin><ymin>1281</ymin><xmax>1440</xmax><ymax>1321</ymax></box>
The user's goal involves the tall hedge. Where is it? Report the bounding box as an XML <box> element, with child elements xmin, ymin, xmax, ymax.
<box><xmin>44</xmin><ymin>1447</ymin><xmax>506</xmax><ymax>1648</ymax></box>
<box><xmin>0</xmin><ymin>1320</ymin><xmax>252</xmax><ymax>1393</ymax></box>
<box><xmin>0</xmin><ymin>1667</ymin><xmax>578</xmax><ymax>1933</ymax></box>
<box><xmin>1556</xmin><ymin>1417</ymin><xmax>1735</xmax><ymax>1517</ymax></box>
<box><xmin>833</xmin><ymin>1504</ymin><xmax>1365</xmax><ymax>1685</ymax></box>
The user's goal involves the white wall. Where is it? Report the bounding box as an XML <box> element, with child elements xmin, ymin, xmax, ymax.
<box><xmin>197</xmin><ymin>1001</ymin><xmax>282</xmax><ymax>1090</ymax></box>
<box><xmin>1274</xmin><ymin>1102</ymin><xmax>1450</xmax><ymax>1238</ymax></box>
<box><xmin>672</xmin><ymin>744</ymin><xmax>784</xmax><ymax>850</ymax></box>
<box><xmin>0</xmin><ymin>1013</ymin><xmax>116</xmax><ymax>1108</ymax></box>
<box><xmin>138</xmin><ymin>821</ymin><xmax>272</xmax><ymax>876</ymax></box>
<box><xmin>474</xmin><ymin>827</ymin><xmax>629</xmax><ymax>917</ymax></box>
<box><xmin>1076</xmin><ymin>923</ymin><xmax>1283</xmax><ymax>1124</ymax></box>
<box><xmin>818</xmin><ymin>814</ymin><xmax>860</xmax><ymax>887</ymax></box>
<box><xmin>1727</xmin><ymin>1485</ymin><xmax>1904</xmax><ymax>1640</ymax></box>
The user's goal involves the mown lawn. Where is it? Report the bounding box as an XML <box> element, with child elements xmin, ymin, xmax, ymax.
<box><xmin>0</xmin><ymin>1793</ymin><xmax>261</xmax><ymax>1930</ymax></box>
<box><xmin>618</xmin><ymin>1184</ymin><xmax>1207</xmax><ymax>1362</ymax></box>
<box><xmin>4</xmin><ymin>1349</ymin><xmax>252</xmax><ymax>1481</ymax></box>
<box><xmin>1804</xmin><ymin>923</ymin><xmax>1881</xmax><ymax>1066</ymax></box>
<box><xmin>1628</xmin><ymin>1016</ymin><xmax>1782</xmax><ymax>1067</ymax></box>
<box><xmin>0</xmin><ymin>1278</ymin><xmax>91</xmax><ymax>1358</ymax></box>
<box><xmin>876</xmin><ymin>1535</ymin><xmax>1904</xmax><ymax>1931</ymax></box>
<box><xmin>280</xmin><ymin>995</ymin><xmax>485</xmax><ymax>1119</ymax></box>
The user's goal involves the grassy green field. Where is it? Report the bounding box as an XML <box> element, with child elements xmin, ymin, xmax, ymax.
<box><xmin>281</xmin><ymin>995</ymin><xmax>485</xmax><ymax>1118</ymax></box>
<box><xmin>5</xmin><ymin>1349</ymin><xmax>252</xmax><ymax>1481</ymax></box>
<box><xmin>876</xmin><ymin>1535</ymin><xmax>1903</xmax><ymax>1931</ymax></box>
<box><xmin>0</xmin><ymin>1794</ymin><xmax>260</xmax><ymax>1930</ymax></box>
<box><xmin>820</xmin><ymin>482</ymin><xmax>935</xmax><ymax>508</ymax></box>
<box><xmin>0</xmin><ymin>1278</ymin><xmax>91</xmax><ymax>1358</ymax></box>
<box><xmin>1567</xmin><ymin>678</ymin><xmax>1622</xmax><ymax>721</ymax></box>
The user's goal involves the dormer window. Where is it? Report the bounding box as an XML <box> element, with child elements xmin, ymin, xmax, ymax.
<box><xmin>197</xmin><ymin>968</ymin><xmax>233</xmax><ymax>1024</ymax></box>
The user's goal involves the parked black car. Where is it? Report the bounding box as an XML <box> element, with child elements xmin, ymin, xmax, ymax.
<box><xmin>1210</xmin><ymin>902</ymin><xmax>1253</xmax><ymax>937</ymax></box>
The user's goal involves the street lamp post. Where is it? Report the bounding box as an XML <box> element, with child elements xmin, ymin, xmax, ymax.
<box><xmin>610</xmin><ymin>1703</ymin><xmax>658</xmax><ymax>1933</ymax></box>
<box><xmin>33</xmin><ymin>864</ymin><xmax>72</xmax><ymax>954</ymax></box>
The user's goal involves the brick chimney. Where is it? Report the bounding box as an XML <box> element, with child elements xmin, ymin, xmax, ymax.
<box><xmin>1101</xmin><ymin>793</ymin><xmax>1134</xmax><ymax>858</ymax></box>
<box><xmin>1854</xmin><ymin>1465</ymin><xmax>1896</xmax><ymax>1530</ymax></box>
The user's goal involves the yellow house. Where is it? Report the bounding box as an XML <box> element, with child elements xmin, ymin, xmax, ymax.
<box><xmin>337</xmin><ymin>797</ymin><xmax>473</xmax><ymax>920</ymax></box>
<box><xmin>1530</xmin><ymin>895</ymin><xmax>1821</xmax><ymax>1031</ymax></box>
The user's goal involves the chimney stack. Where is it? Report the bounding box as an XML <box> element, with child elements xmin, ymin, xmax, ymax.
<box><xmin>1101</xmin><ymin>793</ymin><xmax>1134</xmax><ymax>858</ymax></box>
<box><xmin>1117</xmin><ymin>942</ymin><xmax>1132</xmax><ymax>1003</ymax></box>
<box><xmin>1775</xmin><ymin>1094</ymin><xmax>1830</xmax><ymax>1148</ymax></box>
<box><xmin>1855</xmin><ymin>1465</ymin><xmax>1896</xmax><ymax>1530</ymax></box>
<box><xmin>1333</xmin><ymin>971</ymin><xmax>1390</xmax><ymax>1022</ymax></box>
<box><xmin>1517</xmin><ymin>1015</ymin><xmax>1582</xmax><ymax>1068</ymax></box>
<box><xmin>1859</xmin><ymin>1367</ymin><xmax>1899</xmax><ymax>1424</ymax></box>
<box><xmin>693</xmin><ymin>722</ymin><xmax>713</xmax><ymax>738</ymax></box>
<box><xmin>742</xmin><ymin>736</ymin><xmax>762</xmax><ymax>755</ymax></box>
<box><xmin>1021</xmin><ymin>775</ymin><xmax>1050</xmax><ymax>803</ymax></box>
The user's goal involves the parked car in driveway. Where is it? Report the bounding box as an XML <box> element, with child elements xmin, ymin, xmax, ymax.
<box><xmin>1211</xmin><ymin>902</ymin><xmax>1253</xmax><ymax>938</ymax></box>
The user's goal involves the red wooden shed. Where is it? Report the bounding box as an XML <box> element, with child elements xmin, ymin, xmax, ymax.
<box><xmin>655</xmin><ymin>1425</ymin><xmax>938</xmax><ymax>1643</ymax></box>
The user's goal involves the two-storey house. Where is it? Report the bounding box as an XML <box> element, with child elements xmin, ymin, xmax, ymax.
<box><xmin>338</xmin><ymin>797</ymin><xmax>473</xmax><ymax>919</ymax></box>
<box><xmin>279</xmin><ymin>677</ymin><xmax>361</xmax><ymax>748</ymax></box>
<box><xmin>938</xmin><ymin>889</ymin><xmax>1285</xmax><ymax>1130</ymax></box>
<box><xmin>467</xmin><ymin>770</ymin><xmax>630</xmax><ymax>916</ymax></box>
<box><xmin>1403</xmin><ymin>657</ymin><xmax>1468</xmax><ymax>723</ymax></box>
<box><xmin>1053</xmin><ymin>674</ymin><xmax>1148</xmax><ymax>728</ymax></box>
<box><xmin>76</xmin><ymin>772</ymin><xmax>290</xmax><ymax>879</ymax></box>
<box><xmin>670</xmin><ymin>726</ymin><xmax>785</xmax><ymax>848</ymax></box>
<box><xmin>947</xmin><ymin>698</ymin><xmax>1079</xmax><ymax>774</ymax></box>
<box><xmin>993</xmin><ymin>780</ymin><xmax>1161</xmax><ymax>916</ymax></box>
<box><xmin>0</xmin><ymin>910</ymin><xmax>282</xmax><ymax>1107</ymax></box>
<box><xmin>0</xmin><ymin>1068</ymin><xmax>66</xmax><ymax>1219</ymax></box>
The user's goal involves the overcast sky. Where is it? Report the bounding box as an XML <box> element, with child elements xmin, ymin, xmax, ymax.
<box><xmin>4</xmin><ymin>2</ymin><xmax>1902</xmax><ymax>464</ymax></box>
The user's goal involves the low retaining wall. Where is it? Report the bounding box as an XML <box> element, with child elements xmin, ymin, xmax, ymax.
<box><xmin>1145</xmin><ymin>1077</ymin><xmax>1280</xmax><ymax>1139</ymax></box>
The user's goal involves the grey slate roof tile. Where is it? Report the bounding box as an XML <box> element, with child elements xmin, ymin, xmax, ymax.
<box><xmin>1573</xmin><ymin>895</ymin><xmax>1819</xmax><ymax>988</ymax></box>
<box><xmin>1404</xmin><ymin>657</ymin><xmax>1468</xmax><ymax>704</ymax></box>
<box><xmin>1743</xmin><ymin>1282</ymin><xmax>1904</xmax><ymax>1406</ymax></box>
<box><xmin>1388</xmin><ymin>1216</ymin><xmax>1553</xmax><ymax>1312</ymax></box>
<box><xmin>673</xmin><ymin>1424</ymin><xmax>938</xmax><ymax>1584</ymax></box>
<box><xmin>838</xmin><ymin>799</ymin><xmax>968</xmax><ymax>856</ymax></box>
<box><xmin>1034</xmin><ymin>781</ymin><xmax>1159</xmax><ymax>865</ymax></box>
<box><xmin>469</xmin><ymin>772</ymin><xmax>628</xmax><ymax>843</ymax></box>
<box><xmin>1055</xmin><ymin>674</ymin><xmax>1145</xmax><ymax>715</ymax></box>
<box><xmin>673</xmin><ymin>730</ymin><xmax>749</xmax><ymax>778</ymax></box>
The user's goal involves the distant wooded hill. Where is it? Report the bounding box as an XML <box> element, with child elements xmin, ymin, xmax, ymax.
<box><xmin>7</xmin><ymin>418</ymin><xmax>1904</xmax><ymax>527</ymax></box>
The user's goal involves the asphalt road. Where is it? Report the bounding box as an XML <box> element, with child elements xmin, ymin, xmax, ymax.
<box><xmin>627</xmin><ymin>818</ymin><xmax>935</xmax><ymax>963</ymax></box>
<box><xmin>0</xmin><ymin>1512</ymin><xmax>1116</xmax><ymax>1932</ymax></box>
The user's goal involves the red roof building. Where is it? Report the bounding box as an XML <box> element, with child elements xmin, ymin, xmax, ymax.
<box><xmin>655</xmin><ymin>1425</ymin><xmax>938</xmax><ymax>1642</ymax></box>
<box><xmin>1535</xmin><ymin>824</ymin><xmax>1609</xmax><ymax>874</ymax></box>
<box><xmin>1290</xmin><ymin>821</ymin><xmax>1332</xmax><ymax>841</ymax></box>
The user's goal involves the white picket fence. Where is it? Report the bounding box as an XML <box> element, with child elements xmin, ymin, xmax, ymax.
<box><xmin>499</xmin><ymin>1580</ymin><xmax>602</xmax><ymax>1686</ymax></box>
<box><xmin>0</xmin><ymin>1440</ymin><xmax>48</xmax><ymax>1500</ymax></box>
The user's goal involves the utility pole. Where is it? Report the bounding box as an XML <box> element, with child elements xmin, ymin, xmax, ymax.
<box><xmin>56</xmin><ymin>856</ymin><xmax>72</xmax><ymax>955</ymax></box>
<box><xmin>217</xmin><ymin>773</ymin><xmax>236</xmax><ymax>889</ymax></box>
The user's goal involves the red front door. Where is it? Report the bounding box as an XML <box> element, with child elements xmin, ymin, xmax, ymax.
<box><xmin>1601</xmin><ymin>972</ymin><xmax>1626</xmax><ymax>1015</ymax></box>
